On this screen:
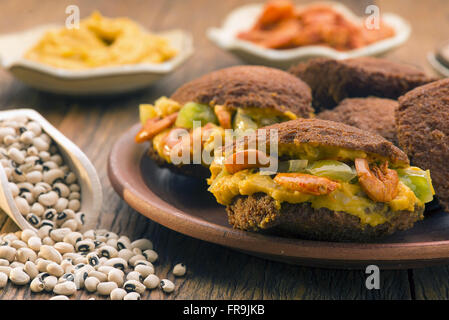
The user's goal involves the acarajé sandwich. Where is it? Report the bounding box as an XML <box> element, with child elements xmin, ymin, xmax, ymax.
<box><xmin>135</xmin><ymin>65</ymin><xmax>313</xmax><ymax>178</ymax></box>
<box><xmin>207</xmin><ymin>118</ymin><xmax>435</xmax><ymax>242</ymax></box>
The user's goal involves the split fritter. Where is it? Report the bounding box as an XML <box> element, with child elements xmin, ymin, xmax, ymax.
<box><xmin>397</xmin><ymin>78</ymin><xmax>449</xmax><ymax>211</ymax></box>
<box><xmin>208</xmin><ymin>118</ymin><xmax>434</xmax><ymax>242</ymax></box>
<box><xmin>289</xmin><ymin>57</ymin><xmax>436</xmax><ymax>111</ymax></box>
<box><xmin>318</xmin><ymin>97</ymin><xmax>398</xmax><ymax>145</ymax></box>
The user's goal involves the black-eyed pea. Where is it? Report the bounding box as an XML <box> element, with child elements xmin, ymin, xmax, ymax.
<box><xmin>49</xmin><ymin>228</ymin><xmax>71</xmax><ymax>242</ymax></box>
<box><xmin>88</xmin><ymin>270</ymin><xmax>107</xmax><ymax>282</ymax></box>
<box><xmin>95</xmin><ymin>235</ymin><xmax>107</xmax><ymax>243</ymax></box>
<box><xmin>49</xmin><ymin>295</ymin><xmax>69</xmax><ymax>300</ymax></box>
<box><xmin>117</xmin><ymin>236</ymin><xmax>131</xmax><ymax>250</ymax></box>
<box><xmin>129</xmin><ymin>255</ymin><xmax>146</xmax><ymax>267</ymax></box>
<box><xmin>58</xmin><ymin>273</ymin><xmax>75</xmax><ymax>283</ymax></box>
<box><xmin>143</xmin><ymin>274</ymin><xmax>160</xmax><ymax>290</ymax></box>
<box><xmin>8</xmin><ymin>147</ymin><xmax>24</xmax><ymax>164</ymax></box>
<box><xmin>74</xmin><ymin>270</ymin><xmax>88</xmax><ymax>289</ymax></box>
<box><xmin>26</xmin><ymin>213</ymin><xmax>40</xmax><ymax>227</ymax></box>
<box><xmin>84</xmin><ymin>276</ymin><xmax>100</xmax><ymax>292</ymax></box>
<box><xmin>54</xmin><ymin>198</ymin><xmax>68</xmax><ymax>213</ymax></box>
<box><xmin>60</xmin><ymin>260</ymin><xmax>74</xmax><ymax>274</ymax></box>
<box><xmin>26</xmin><ymin>171</ymin><xmax>42</xmax><ymax>184</ymax></box>
<box><xmin>106</xmin><ymin>238</ymin><xmax>118</xmax><ymax>248</ymax></box>
<box><xmin>142</xmin><ymin>249</ymin><xmax>158</xmax><ymax>263</ymax></box>
<box><xmin>96</xmin><ymin>281</ymin><xmax>118</xmax><ymax>296</ymax></box>
<box><xmin>0</xmin><ymin>259</ymin><xmax>8</xmax><ymax>266</ymax></box>
<box><xmin>17</xmin><ymin>247</ymin><xmax>37</xmax><ymax>263</ymax></box>
<box><xmin>118</xmin><ymin>249</ymin><xmax>134</xmax><ymax>262</ymax></box>
<box><xmin>68</xmin><ymin>199</ymin><xmax>80</xmax><ymax>211</ymax></box>
<box><xmin>173</xmin><ymin>263</ymin><xmax>187</xmax><ymax>277</ymax></box>
<box><xmin>123</xmin><ymin>292</ymin><xmax>141</xmax><ymax>300</ymax></box>
<box><xmin>53</xmin><ymin>281</ymin><xmax>76</xmax><ymax>296</ymax></box>
<box><xmin>36</xmin><ymin>259</ymin><xmax>51</xmax><ymax>273</ymax></box>
<box><xmin>98</xmin><ymin>257</ymin><xmax>108</xmax><ymax>266</ymax></box>
<box><xmin>68</xmin><ymin>192</ymin><xmax>80</xmax><ymax>200</ymax></box>
<box><xmin>39</xmin><ymin>151</ymin><xmax>50</xmax><ymax>162</ymax></box>
<box><xmin>39</xmin><ymin>245</ymin><xmax>62</xmax><ymax>264</ymax></box>
<box><xmin>8</xmin><ymin>183</ymin><xmax>19</xmax><ymax>197</ymax></box>
<box><xmin>54</xmin><ymin>242</ymin><xmax>75</xmax><ymax>254</ymax></box>
<box><xmin>61</xmin><ymin>219</ymin><xmax>78</xmax><ymax>231</ymax></box>
<box><xmin>63</xmin><ymin>232</ymin><xmax>83</xmax><ymax>246</ymax></box>
<box><xmin>83</xmin><ymin>230</ymin><xmax>95</xmax><ymax>240</ymax></box>
<box><xmin>107</xmin><ymin>268</ymin><xmax>124</xmax><ymax>287</ymax></box>
<box><xmin>56</xmin><ymin>209</ymin><xmax>75</xmax><ymax>224</ymax></box>
<box><xmin>10</xmin><ymin>239</ymin><xmax>27</xmax><ymax>249</ymax></box>
<box><xmin>131</xmin><ymin>239</ymin><xmax>153</xmax><ymax>251</ymax></box>
<box><xmin>30</xmin><ymin>277</ymin><xmax>44</xmax><ymax>292</ymax></box>
<box><xmin>10</xmin><ymin>261</ymin><xmax>25</xmax><ymax>269</ymax></box>
<box><xmin>135</xmin><ymin>264</ymin><xmax>154</xmax><ymax>278</ymax></box>
<box><xmin>43</xmin><ymin>208</ymin><xmax>57</xmax><ymax>221</ymax></box>
<box><xmin>50</xmin><ymin>154</ymin><xmax>63</xmax><ymax>165</ymax></box>
<box><xmin>30</xmin><ymin>203</ymin><xmax>44</xmax><ymax>217</ymax></box>
<box><xmin>12</xmin><ymin>167</ymin><xmax>27</xmax><ymax>182</ymax></box>
<box><xmin>103</xmin><ymin>258</ymin><xmax>127</xmax><ymax>271</ymax></box>
<box><xmin>26</xmin><ymin>121</ymin><xmax>41</xmax><ymax>135</ymax></box>
<box><xmin>42</xmin><ymin>236</ymin><xmax>55</xmax><ymax>246</ymax></box>
<box><xmin>98</xmin><ymin>245</ymin><xmax>118</xmax><ymax>259</ymax></box>
<box><xmin>9</xmin><ymin>267</ymin><xmax>30</xmax><ymax>285</ymax></box>
<box><xmin>27</xmin><ymin>236</ymin><xmax>42</xmax><ymax>251</ymax></box>
<box><xmin>53</xmin><ymin>183</ymin><xmax>70</xmax><ymax>198</ymax></box>
<box><xmin>14</xmin><ymin>196</ymin><xmax>30</xmax><ymax>215</ymax></box>
<box><xmin>74</xmin><ymin>212</ymin><xmax>85</xmax><ymax>228</ymax></box>
<box><xmin>24</xmin><ymin>261</ymin><xmax>39</xmax><ymax>279</ymax></box>
<box><xmin>160</xmin><ymin>279</ymin><xmax>175</xmax><ymax>293</ymax></box>
<box><xmin>69</xmin><ymin>183</ymin><xmax>80</xmax><ymax>192</ymax></box>
<box><xmin>33</xmin><ymin>137</ymin><xmax>49</xmax><ymax>152</ymax></box>
<box><xmin>65</xmin><ymin>172</ymin><xmax>77</xmax><ymax>184</ymax></box>
<box><xmin>126</xmin><ymin>271</ymin><xmax>143</xmax><ymax>283</ymax></box>
<box><xmin>32</xmin><ymin>185</ymin><xmax>47</xmax><ymax>199</ymax></box>
<box><xmin>75</xmin><ymin>239</ymin><xmax>95</xmax><ymax>253</ymax></box>
<box><xmin>97</xmin><ymin>266</ymin><xmax>114</xmax><ymax>275</ymax></box>
<box><xmin>0</xmin><ymin>246</ymin><xmax>16</xmax><ymax>262</ymax></box>
<box><xmin>0</xmin><ymin>266</ymin><xmax>12</xmax><ymax>277</ymax></box>
<box><xmin>47</xmin><ymin>262</ymin><xmax>64</xmax><ymax>277</ymax></box>
<box><xmin>110</xmin><ymin>288</ymin><xmax>127</xmax><ymax>300</ymax></box>
<box><xmin>124</xmin><ymin>280</ymin><xmax>146</xmax><ymax>295</ymax></box>
<box><xmin>38</xmin><ymin>191</ymin><xmax>59</xmax><ymax>207</ymax></box>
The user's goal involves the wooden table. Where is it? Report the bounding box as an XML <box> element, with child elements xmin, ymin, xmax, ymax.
<box><xmin>0</xmin><ymin>0</ymin><xmax>448</xmax><ymax>300</ymax></box>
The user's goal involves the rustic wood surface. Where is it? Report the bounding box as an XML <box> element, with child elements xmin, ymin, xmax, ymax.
<box><xmin>0</xmin><ymin>0</ymin><xmax>447</xmax><ymax>300</ymax></box>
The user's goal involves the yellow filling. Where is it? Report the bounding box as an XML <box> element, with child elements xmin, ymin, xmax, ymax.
<box><xmin>25</xmin><ymin>12</ymin><xmax>177</xmax><ymax>69</ymax></box>
<box><xmin>208</xmin><ymin>170</ymin><xmax>419</xmax><ymax>227</ymax></box>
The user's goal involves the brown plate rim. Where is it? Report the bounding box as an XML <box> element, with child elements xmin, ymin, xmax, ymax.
<box><xmin>108</xmin><ymin>124</ymin><xmax>449</xmax><ymax>268</ymax></box>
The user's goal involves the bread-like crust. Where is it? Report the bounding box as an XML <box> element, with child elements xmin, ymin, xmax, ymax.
<box><xmin>318</xmin><ymin>97</ymin><xmax>398</xmax><ymax>145</ymax></box>
<box><xmin>397</xmin><ymin>79</ymin><xmax>449</xmax><ymax>211</ymax></box>
<box><xmin>147</xmin><ymin>143</ymin><xmax>210</xmax><ymax>179</ymax></box>
<box><xmin>171</xmin><ymin>65</ymin><xmax>313</xmax><ymax>118</ymax></box>
<box><xmin>224</xmin><ymin>118</ymin><xmax>409</xmax><ymax>166</ymax></box>
<box><xmin>289</xmin><ymin>57</ymin><xmax>436</xmax><ymax>111</ymax></box>
<box><xmin>227</xmin><ymin>193</ymin><xmax>425</xmax><ymax>242</ymax></box>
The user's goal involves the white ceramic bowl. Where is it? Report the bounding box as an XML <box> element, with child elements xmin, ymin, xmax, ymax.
<box><xmin>0</xmin><ymin>109</ymin><xmax>102</xmax><ymax>231</ymax></box>
<box><xmin>207</xmin><ymin>2</ymin><xmax>411</xmax><ymax>69</ymax></box>
<box><xmin>0</xmin><ymin>25</ymin><xmax>194</xmax><ymax>95</ymax></box>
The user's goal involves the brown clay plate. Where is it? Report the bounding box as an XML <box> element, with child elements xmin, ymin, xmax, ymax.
<box><xmin>108</xmin><ymin>124</ymin><xmax>449</xmax><ymax>270</ymax></box>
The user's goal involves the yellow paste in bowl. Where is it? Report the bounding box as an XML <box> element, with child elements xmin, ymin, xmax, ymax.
<box><xmin>25</xmin><ymin>12</ymin><xmax>177</xmax><ymax>69</ymax></box>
